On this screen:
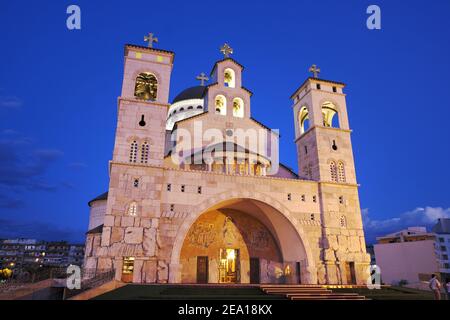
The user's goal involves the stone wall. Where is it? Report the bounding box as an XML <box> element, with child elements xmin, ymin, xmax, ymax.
<box><xmin>88</xmin><ymin>161</ymin><xmax>369</xmax><ymax>284</ymax></box>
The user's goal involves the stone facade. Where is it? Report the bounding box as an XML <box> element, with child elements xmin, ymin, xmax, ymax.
<box><xmin>83</xmin><ymin>43</ymin><xmax>371</xmax><ymax>285</ymax></box>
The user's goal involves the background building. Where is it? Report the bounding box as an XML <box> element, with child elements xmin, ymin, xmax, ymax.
<box><xmin>0</xmin><ymin>239</ymin><xmax>84</xmax><ymax>276</ymax></box>
<box><xmin>373</xmin><ymin>227</ymin><xmax>440</xmax><ymax>287</ymax></box>
<box><xmin>432</xmin><ymin>218</ymin><xmax>450</xmax><ymax>282</ymax></box>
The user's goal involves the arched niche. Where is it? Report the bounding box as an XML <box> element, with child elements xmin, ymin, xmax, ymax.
<box><xmin>321</xmin><ymin>101</ymin><xmax>339</xmax><ymax>128</ymax></box>
<box><xmin>298</xmin><ymin>106</ymin><xmax>310</xmax><ymax>134</ymax></box>
<box><xmin>224</xmin><ymin>68</ymin><xmax>235</xmax><ymax>88</ymax></box>
<box><xmin>232</xmin><ymin>97</ymin><xmax>244</xmax><ymax>118</ymax></box>
<box><xmin>215</xmin><ymin>95</ymin><xmax>227</xmax><ymax>115</ymax></box>
<box><xmin>134</xmin><ymin>72</ymin><xmax>158</xmax><ymax>101</ymax></box>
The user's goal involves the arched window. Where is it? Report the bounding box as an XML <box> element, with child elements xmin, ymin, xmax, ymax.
<box><xmin>338</xmin><ymin>161</ymin><xmax>346</xmax><ymax>182</ymax></box>
<box><xmin>321</xmin><ymin>101</ymin><xmax>339</xmax><ymax>128</ymax></box>
<box><xmin>187</xmin><ymin>106</ymin><xmax>193</xmax><ymax>110</ymax></box>
<box><xmin>134</xmin><ymin>72</ymin><xmax>158</xmax><ymax>101</ymax></box>
<box><xmin>179</xmin><ymin>107</ymin><xmax>184</xmax><ymax>112</ymax></box>
<box><xmin>339</xmin><ymin>215</ymin><xmax>347</xmax><ymax>228</ymax></box>
<box><xmin>232</xmin><ymin>98</ymin><xmax>244</xmax><ymax>117</ymax></box>
<box><xmin>129</xmin><ymin>141</ymin><xmax>138</xmax><ymax>163</ymax></box>
<box><xmin>140</xmin><ymin>141</ymin><xmax>149</xmax><ymax>164</ymax></box>
<box><xmin>197</xmin><ymin>105</ymin><xmax>203</xmax><ymax>109</ymax></box>
<box><xmin>128</xmin><ymin>202</ymin><xmax>137</xmax><ymax>216</ymax></box>
<box><xmin>215</xmin><ymin>95</ymin><xmax>226</xmax><ymax>115</ymax></box>
<box><xmin>298</xmin><ymin>106</ymin><xmax>310</xmax><ymax>134</ymax></box>
<box><xmin>224</xmin><ymin>68</ymin><xmax>235</xmax><ymax>88</ymax></box>
<box><xmin>330</xmin><ymin>161</ymin><xmax>338</xmax><ymax>182</ymax></box>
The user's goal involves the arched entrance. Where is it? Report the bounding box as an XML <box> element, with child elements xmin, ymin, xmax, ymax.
<box><xmin>170</xmin><ymin>195</ymin><xmax>315</xmax><ymax>284</ymax></box>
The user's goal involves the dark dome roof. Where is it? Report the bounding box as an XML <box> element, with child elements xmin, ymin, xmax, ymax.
<box><xmin>172</xmin><ymin>86</ymin><xmax>206</xmax><ymax>104</ymax></box>
<box><xmin>88</xmin><ymin>191</ymin><xmax>108</xmax><ymax>206</ymax></box>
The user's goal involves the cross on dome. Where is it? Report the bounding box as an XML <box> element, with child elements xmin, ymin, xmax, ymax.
<box><xmin>196</xmin><ymin>72</ymin><xmax>209</xmax><ymax>86</ymax></box>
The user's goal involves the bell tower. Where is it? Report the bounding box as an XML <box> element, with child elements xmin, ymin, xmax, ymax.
<box><xmin>291</xmin><ymin>66</ymin><xmax>356</xmax><ymax>184</ymax></box>
<box><xmin>112</xmin><ymin>36</ymin><xmax>174</xmax><ymax>166</ymax></box>
<box><xmin>97</xmin><ymin>35</ymin><xmax>175</xmax><ymax>281</ymax></box>
<box><xmin>291</xmin><ymin>66</ymin><xmax>370</xmax><ymax>284</ymax></box>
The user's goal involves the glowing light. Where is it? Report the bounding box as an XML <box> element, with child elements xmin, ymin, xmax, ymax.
<box><xmin>285</xmin><ymin>265</ymin><xmax>291</xmax><ymax>275</ymax></box>
<box><xmin>226</xmin><ymin>249</ymin><xmax>235</xmax><ymax>260</ymax></box>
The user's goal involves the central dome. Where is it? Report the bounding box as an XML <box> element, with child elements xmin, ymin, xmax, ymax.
<box><xmin>172</xmin><ymin>86</ymin><xmax>207</xmax><ymax>103</ymax></box>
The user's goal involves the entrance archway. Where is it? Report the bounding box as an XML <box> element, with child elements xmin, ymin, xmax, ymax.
<box><xmin>170</xmin><ymin>193</ymin><xmax>315</xmax><ymax>284</ymax></box>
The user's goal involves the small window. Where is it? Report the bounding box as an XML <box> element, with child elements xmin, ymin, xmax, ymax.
<box><xmin>339</xmin><ymin>215</ymin><xmax>347</xmax><ymax>228</ymax></box>
<box><xmin>170</xmin><ymin>204</ymin><xmax>174</xmax><ymax>212</ymax></box>
<box><xmin>179</xmin><ymin>107</ymin><xmax>184</xmax><ymax>112</ymax></box>
<box><xmin>332</xmin><ymin>86</ymin><xmax>337</xmax><ymax>93</ymax></box>
<box><xmin>129</xmin><ymin>141</ymin><xmax>138</xmax><ymax>163</ymax></box>
<box><xmin>181</xmin><ymin>185</ymin><xmax>185</xmax><ymax>192</ymax></box>
<box><xmin>304</xmin><ymin>145</ymin><xmax>308</xmax><ymax>154</ymax></box>
<box><xmin>133</xmin><ymin>179</ymin><xmax>139</xmax><ymax>188</ymax></box>
<box><xmin>338</xmin><ymin>161</ymin><xmax>346</xmax><ymax>183</ymax></box>
<box><xmin>439</xmin><ymin>238</ymin><xmax>445</xmax><ymax>243</ymax></box>
<box><xmin>332</xmin><ymin>140</ymin><xmax>338</xmax><ymax>151</ymax></box>
<box><xmin>316</xmin><ymin>84</ymin><xmax>321</xmax><ymax>90</ymax></box>
<box><xmin>197</xmin><ymin>106</ymin><xmax>202</xmax><ymax>109</ymax></box>
<box><xmin>330</xmin><ymin>161</ymin><xmax>338</xmax><ymax>182</ymax></box>
<box><xmin>313</xmin><ymin>195</ymin><xmax>317</xmax><ymax>203</ymax></box>
<box><xmin>310</xmin><ymin>214</ymin><xmax>315</xmax><ymax>221</ymax></box>
<box><xmin>339</xmin><ymin>196</ymin><xmax>344</xmax><ymax>204</ymax></box>
<box><xmin>141</xmin><ymin>142</ymin><xmax>149</xmax><ymax>164</ymax></box>
<box><xmin>128</xmin><ymin>202</ymin><xmax>137</xmax><ymax>216</ymax></box>
<box><xmin>167</xmin><ymin>184</ymin><xmax>171</xmax><ymax>191</ymax></box>
<box><xmin>198</xmin><ymin>186</ymin><xmax>202</xmax><ymax>194</ymax></box>
<box><xmin>301</xmin><ymin>194</ymin><xmax>306</xmax><ymax>202</ymax></box>
<box><xmin>139</xmin><ymin>114</ymin><xmax>146</xmax><ymax>127</ymax></box>
<box><xmin>187</xmin><ymin>106</ymin><xmax>193</xmax><ymax>110</ymax></box>
<box><xmin>287</xmin><ymin>193</ymin><xmax>292</xmax><ymax>201</ymax></box>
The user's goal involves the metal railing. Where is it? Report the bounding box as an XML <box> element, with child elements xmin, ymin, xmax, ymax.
<box><xmin>63</xmin><ymin>268</ymin><xmax>116</xmax><ymax>299</ymax></box>
<box><xmin>0</xmin><ymin>267</ymin><xmax>115</xmax><ymax>299</ymax></box>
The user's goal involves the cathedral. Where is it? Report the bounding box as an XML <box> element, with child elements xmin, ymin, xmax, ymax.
<box><xmin>83</xmin><ymin>34</ymin><xmax>371</xmax><ymax>285</ymax></box>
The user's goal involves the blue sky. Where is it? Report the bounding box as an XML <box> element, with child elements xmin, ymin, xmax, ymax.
<box><xmin>0</xmin><ymin>0</ymin><xmax>449</xmax><ymax>243</ymax></box>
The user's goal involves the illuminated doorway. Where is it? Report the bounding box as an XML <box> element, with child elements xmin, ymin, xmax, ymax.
<box><xmin>121</xmin><ymin>257</ymin><xmax>134</xmax><ymax>283</ymax></box>
<box><xmin>219</xmin><ymin>248</ymin><xmax>240</xmax><ymax>283</ymax></box>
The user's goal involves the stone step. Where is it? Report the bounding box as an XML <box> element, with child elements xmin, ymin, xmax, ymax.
<box><xmin>259</xmin><ymin>284</ymin><xmax>366</xmax><ymax>300</ymax></box>
<box><xmin>261</xmin><ymin>285</ymin><xmax>323</xmax><ymax>288</ymax></box>
<box><xmin>290</xmin><ymin>296</ymin><xmax>366</xmax><ymax>300</ymax></box>
<box><xmin>263</xmin><ymin>290</ymin><xmax>332</xmax><ymax>294</ymax></box>
<box><xmin>262</xmin><ymin>288</ymin><xmax>332</xmax><ymax>291</ymax></box>
<box><xmin>286</xmin><ymin>293</ymin><xmax>360</xmax><ymax>297</ymax></box>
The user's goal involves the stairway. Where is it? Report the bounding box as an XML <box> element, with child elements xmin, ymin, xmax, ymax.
<box><xmin>260</xmin><ymin>285</ymin><xmax>366</xmax><ymax>300</ymax></box>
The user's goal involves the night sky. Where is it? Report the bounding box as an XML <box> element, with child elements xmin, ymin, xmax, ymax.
<box><xmin>1</xmin><ymin>0</ymin><xmax>449</xmax><ymax>244</ymax></box>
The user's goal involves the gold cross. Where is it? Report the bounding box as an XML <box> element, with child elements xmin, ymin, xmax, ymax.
<box><xmin>144</xmin><ymin>33</ymin><xmax>158</xmax><ymax>48</ymax></box>
<box><xmin>196</xmin><ymin>72</ymin><xmax>209</xmax><ymax>86</ymax></box>
<box><xmin>308</xmin><ymin>64</ymin><xmax>321</xmax><ymax>78</ymax></box>
<box><xmin>220</xmin><ymin>43</ymin><xmax>233</xmax><ymax>58</ymax></box>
